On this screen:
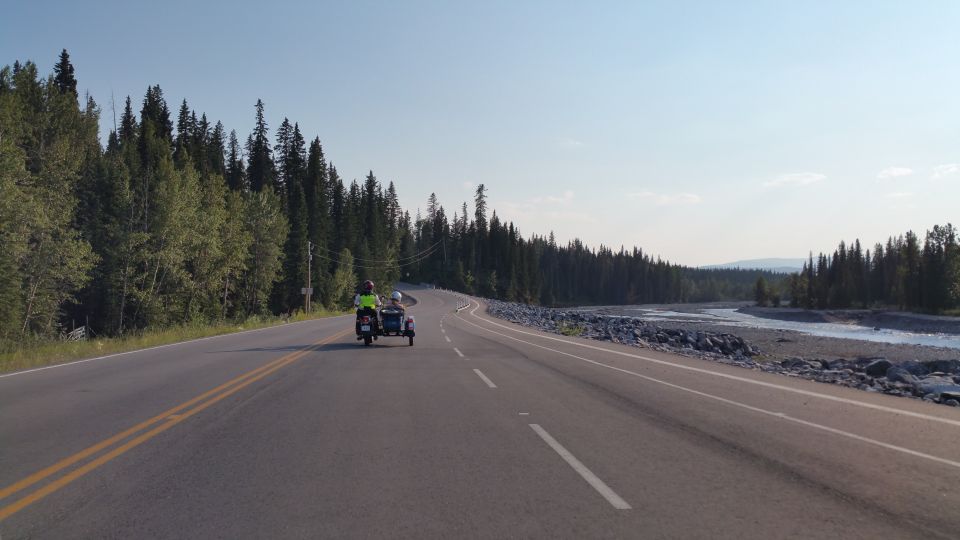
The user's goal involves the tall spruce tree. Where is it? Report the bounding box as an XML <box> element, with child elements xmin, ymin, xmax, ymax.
<box><xmin>209</xmin><ymin>121</ymin><xmax>226</xmax><ymax>177</ymax></box>
<box><xmin>52</xmin><ymin>48</ymin><xmax>77</xmax><ymax>99</ymax></box>
<box><xmin>305</xmin><ymin>137</ymin><xmax>331</xmax><ymax>302</ymax></box>
<box><xmin>225</xmin><ymin>129</ymin><xmax>246</xmax><ymax>191</ymax></box>
<box><xmin>274</xmin><ymin>123</ymin><xmax>309</xmax><ymax>312</ymax></box>
<box><xmin>245</xmin><ymin>99</ymin><xmax>273</xmax><ymax>193</ymax></box>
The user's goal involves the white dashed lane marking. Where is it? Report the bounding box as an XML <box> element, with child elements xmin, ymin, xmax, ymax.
<box><xmin>529</xmin><ymin>424</ymin><xmax>631</xmax><ymax>510</ymax></box>
<box><xmin>473</xmin><ymin>369</ymin><xmax>497</xmax><ymax>389</ymax></box>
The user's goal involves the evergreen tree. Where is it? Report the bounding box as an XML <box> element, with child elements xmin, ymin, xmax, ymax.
<box><xmin>52</xmin><ymin>49</ymin><xmax>77</xmax><ymax>99</ymax></box>
<box><xmin>275</xmin><ymin>123</ymin><xmax>309</xmax><ymax>312</ymax></box>
<box><xmin>174</xmin><ymin>99</ymin><xmax>192</xmax><ymax>165</ymax></box>
<box><xmin>274</xmin><ymin>117</ymin><xmax>293</xmax><ymax>199</ymax></box>
<box><xmin>118</xmin><ymin>96</ymin><xmax>138</xmax><ymax>147</ymax></box>
<box><xmin>474</xmin><ymin>184</ymin><xmax>487</xmax><ymax>234</ymax></box>
<box><xmin>225</xmin><ymin>129</ymin><xmax>246</xmax><ymax>191</ymax></box>
<box><xmin>329</xmin><ymin>166</ymin><xmax>346</xmax><ymax>253</ymax></box>
<box><xmin>209</xmin><ymin>120</ymin><xmax>226</xmax><ymax>177</ymax></box>
<box><xmin>305</xmin><ymin>137</ymin><xmax>331</xmax><ymax>302</ymax></box>
<box><xmin>245</xmin><ymin>99</ymin><xmax>273</xmax><ymax>193</ymax></box>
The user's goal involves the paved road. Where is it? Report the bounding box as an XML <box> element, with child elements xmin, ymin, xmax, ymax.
<box><xmin>2</xmin><ymin>286</ymin><xmax>960</xmax><ymax>539</ymax></box>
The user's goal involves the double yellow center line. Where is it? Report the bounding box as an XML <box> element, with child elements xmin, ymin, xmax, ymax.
<box><xmin>0</xmin><ymin>329</ymin><xmax>350</xmax><ymax>521</ymax></box>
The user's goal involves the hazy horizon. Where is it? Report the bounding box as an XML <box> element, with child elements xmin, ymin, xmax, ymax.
<box><xmin>3</xmin><ymin>0</ymin><xmax>958</xmax><ymax>267</ymax></box>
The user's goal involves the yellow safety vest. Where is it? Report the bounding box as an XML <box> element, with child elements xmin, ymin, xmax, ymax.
<box><xmin>359</xmin><ymin>294</ymin><xmax>378</xmax><ymax>309</ymax></box>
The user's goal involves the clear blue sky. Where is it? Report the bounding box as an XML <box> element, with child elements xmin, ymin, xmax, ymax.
<box><xmin>3</xmin><ymin>0</ymin><xmax>959</xmax><ymax>266</ymax></box>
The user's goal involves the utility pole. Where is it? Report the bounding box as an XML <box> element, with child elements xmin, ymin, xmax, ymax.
<box><xmin>305</xmin><ymin>240</ymin><xmax>312</xmax><ymax>313</ymax></box>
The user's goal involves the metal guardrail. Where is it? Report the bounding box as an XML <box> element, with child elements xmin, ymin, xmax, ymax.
<box><xmin>450</xmin><ymin>292</ymin><xmax>471</xmax><ymax>312</ymax></box>
<box><xmin>426</xmin><ymin>283</ymin><xmax>472</xmax><ymax>312</ymax></box>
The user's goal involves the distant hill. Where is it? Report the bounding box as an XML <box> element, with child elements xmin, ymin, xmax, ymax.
<box><xmin>702</xmin><ymin>258</ymin><xmax>804</xmax><ymax>274</ymax></box>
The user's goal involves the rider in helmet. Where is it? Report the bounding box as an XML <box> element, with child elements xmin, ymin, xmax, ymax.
<box><xmin>354</xmin><ymin>280</ymin><xmax>382</xmax><ymax>338</ymax></box>
<box><xmin>389</xmin><ymin>290</ymin><xmax>404</xmax><ymax>309</ymax></box>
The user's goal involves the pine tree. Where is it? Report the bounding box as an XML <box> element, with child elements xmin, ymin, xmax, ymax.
<box><xmin>53</xmin><ymin>49</ymin><xmax>77</xmax><ymax>99</ymax></box>
<box><xmin>226</xmin><ymin>130</ymin><xmax>246</xmax><ymax>191</ymax></box>
<box><xmin>174</xmin><ymin>99</ymin><xmax>192</xmax><ymax>165</ymax></box>
<box><xmin>274</xmin><ymin>117</ymin><xmax>293</xmax><ymax>199</ymax></box>
<box><xmin>427</xmin><ymin>192</ymin><xmax>439</xmax><ymax>222</ymax></box>
<box><xmin>275</xmin><ymin>123</ymin><xmax>309</xmax><ymax>312</ymax></box>
<box><xmin>474</xmin><ymin>184</ymin><xmax>487</xmax><ymax>234</ymax></box>
<box><xmin>119</xmin><ymin>96</ymin><xmax>138</xmax><ymax>147</ymax></box>
<box><xmin>209</xmin><ymin>121</ymin><xmax>226</xmax><ymax>177</ymax></box>
<box><xmin>246</xmin><ymin>99</ymin><xmax>273</xmax><ymax>193</ymax></box>
<box><xmin>305</xmin><ymin>138</ymin><xmax>330</xmax><ymax>301</ymax></box>
<box><xmin>192</xmin><ymin>112</ymin><xmax>210</xmax><ymax>175</ymax></box>
<box><xmin>385</xmin><ymin>181</ymin><xmax>400</xmax><ymax>235</ymax></box>
<box><xmin>329</xmin><ymin>166</ymin><xmax>346</xmax><ymax>253</ymax></box>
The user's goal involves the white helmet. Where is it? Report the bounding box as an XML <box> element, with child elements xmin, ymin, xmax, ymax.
<box><xmin>391</xmin><ymin>291</ymin><xmax>402</xmax><ymax>302</ymax></box>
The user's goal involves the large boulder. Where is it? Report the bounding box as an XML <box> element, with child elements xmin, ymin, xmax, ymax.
<box><xmin>900</xmin><ymin>360</ymin><xmax>930</xmax><ymax>376</ymax></box>
<box><xmin>864</xmin><ymin>359</ymin><xmax>893</xmax><ymax>378</ymax></box>
<box><xmin>924</xmin><ymin>359</ymin><xmax>960</xmax><ymax>375</ymax></box>
<box><xmin>886</xmin><ymin>366</ymin><xmax>920</xmax><ymax>386</ymax></box>
<box><xmin>915</xmin><ymin>377</ymin><xmax>960</xmax><ymax>398</ymax></box>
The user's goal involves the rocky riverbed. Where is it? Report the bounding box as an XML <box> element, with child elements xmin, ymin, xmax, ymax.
<box><xmin>487</xmin><ymin>300</ymin><xmax>960</xmax><ymax>407</ymax></box>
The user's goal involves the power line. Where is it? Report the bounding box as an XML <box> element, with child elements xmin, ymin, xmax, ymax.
<box><xmin>311</xmin><ymin>243</ymin><xmax>442</xmax><ymax>270</ymax></box>
<box><xmin>318</xmin><ymin>239</ymin><xmax>443</xmax><ymax>264</ymax></box>
<box><xmin>320</xmin><ymin>240</ymin><xmax>442</xmax><ymax>263</ymax></box>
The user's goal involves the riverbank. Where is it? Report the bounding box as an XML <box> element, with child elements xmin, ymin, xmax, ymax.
<box><xmin>487</xmin><ymin>300</ymin><xmax>960</xmax><ymax>407</ymax></box>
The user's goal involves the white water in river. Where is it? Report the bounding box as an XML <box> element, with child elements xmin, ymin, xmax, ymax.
<box><xmin>623</xmin><ymin>308</ymin><xmax>960</xmax><ymax>350</ymax></box>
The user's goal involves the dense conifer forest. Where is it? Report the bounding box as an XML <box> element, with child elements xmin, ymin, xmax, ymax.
<box><xmin>1</xmin><ymin>51</ymin><xmax>782</xmax><ymax>347</ymax></box>
<box><xmin>785</xmin><ymin>225</ymin><xmax>960</xmax><ymax>312</ymax></box>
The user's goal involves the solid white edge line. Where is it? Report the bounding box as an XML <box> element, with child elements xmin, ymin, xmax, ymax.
<box><xmin>473</xmin><ymin>368</ymin><xmax>497</xmax><ymax>388</ymax></box>
<box><xmin>0</xmin><ymin>315</ymin><xmax>353</xmax><ymax>379</ymax></box>
<box><xmin>529</xmin><ymin>424</ymin><xmax>632</xmax><ymax>510</ymax></box>
<box><xmin>464</xmin><ymin>302</ymin><xmax>960</xmax><ymax>429</ymax></box>
<box><xmin>460</xmin><ymin>302</ymin><xmax>960</xmax><ymax>470</ymax></box>
<box><xmin>454</xmin><ymin>347</ymin><xmax>464</xmax><ymax>357</ymax></box>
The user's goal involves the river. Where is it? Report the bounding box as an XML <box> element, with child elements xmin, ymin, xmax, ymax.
<box><xmin>621</xmin><ymin>308</ymin><xmax>960</xmax><ymax>350</ymax></box>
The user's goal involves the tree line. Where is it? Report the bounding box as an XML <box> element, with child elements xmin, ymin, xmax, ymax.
<box><xmin>1</xmin><ymin>50</ymin><xmax>779</xmax><ymax>347</ymax></box>
<box><xmin>410</xmin><ymin>187</ymin><xmax>781</xmax><ymax>306</ymax></box>
<box><xmin>784</xmin><ymin>224</ymin><xmax>960</xmax><ymax>312</ymax></box>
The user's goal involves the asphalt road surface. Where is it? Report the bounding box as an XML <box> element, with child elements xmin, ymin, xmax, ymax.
<box><xmin>2</xmin><ymin>285</ymin><xmax>960</xmax><ymax>539</ymax></box>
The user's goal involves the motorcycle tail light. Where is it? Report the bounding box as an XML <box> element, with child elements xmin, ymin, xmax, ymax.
<box><xmin>361</xmin><ymin>316</ymin><xmax>370</xmax><ymax>323</ymax></box>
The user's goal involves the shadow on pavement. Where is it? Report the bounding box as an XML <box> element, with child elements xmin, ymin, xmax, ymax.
<box><xmin>317</xmin><ymin>341</ymin><xmax>414</xmax><ymax>351</ymax></box>
<box><xmin>208</xmin><ymin>344</ymin><xmax>315</xmax><ymax>353</ymax></box>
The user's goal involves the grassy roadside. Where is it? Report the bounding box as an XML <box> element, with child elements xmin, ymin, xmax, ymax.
<box><xmin>0</xmin><ymin>309</ymin><xmax>349</xmax><ymax>375</ymax></box>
